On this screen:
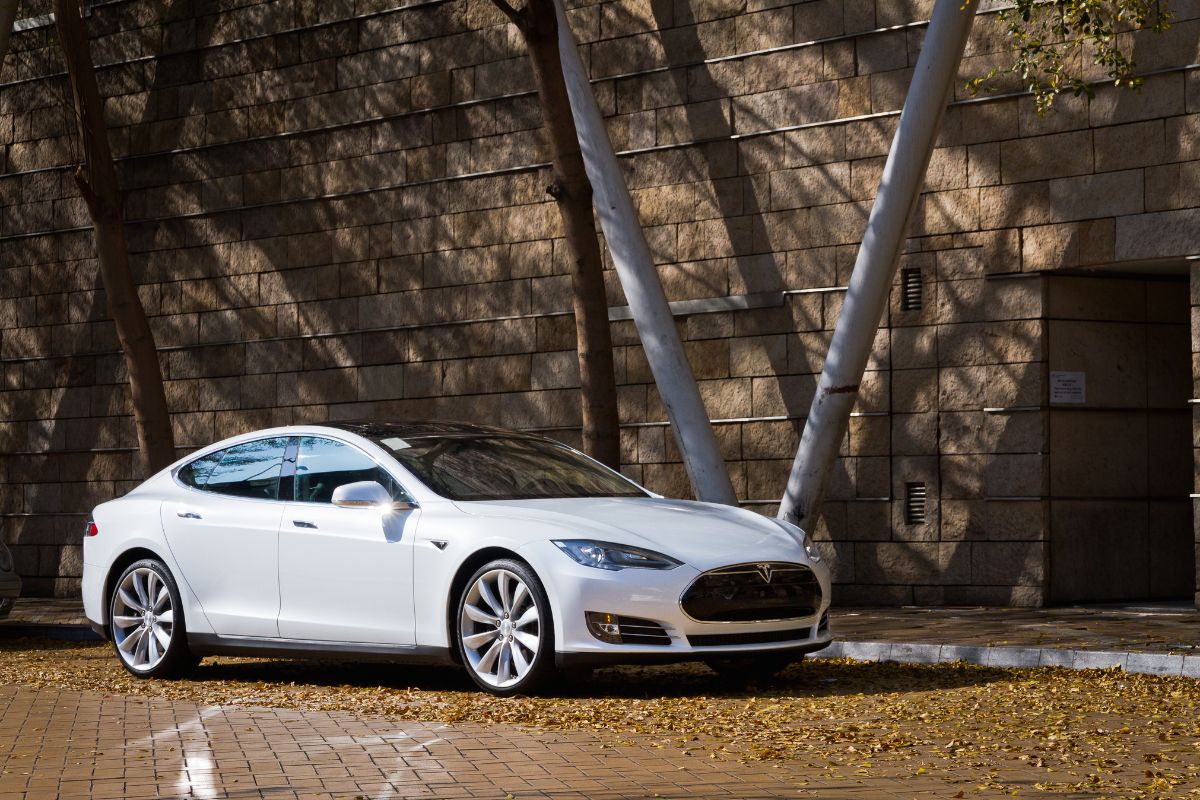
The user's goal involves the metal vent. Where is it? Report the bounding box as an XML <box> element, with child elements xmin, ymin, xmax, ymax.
<box><xmin>901</xmin><ymin>268</ymin><xmax>923</xmax><ymax>311</ymax></box>
<box><xmin>905</xmin><ymin>482</ymin><xmax>927</xmax><ymax>525</ymax></box>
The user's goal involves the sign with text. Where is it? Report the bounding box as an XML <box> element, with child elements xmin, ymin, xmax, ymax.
<box><xmin>1049</xmin><ymin>371</ymin><xmax>1086</xmax><ymax>404</ymax></box>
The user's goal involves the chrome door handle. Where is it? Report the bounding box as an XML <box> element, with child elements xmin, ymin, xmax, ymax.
<box><xmin>292</xmin><ymin>520</ymin><xmax>317</xmax><ymax>529</ymax></box>
<box><xmin>176</xmin><ymin>511</ymin><xmax>202</xmax><ymax>519</ymax></box>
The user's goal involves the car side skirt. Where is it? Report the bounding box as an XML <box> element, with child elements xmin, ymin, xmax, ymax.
<box><xmin>554</xmin><ymin>638</ymin><xmax>832</xmax><ymax>669</ymax></box>
<box><xmin>187</xmin><ymin>633</ymin><xmax>458</xmax><ymax>665</ymax></box>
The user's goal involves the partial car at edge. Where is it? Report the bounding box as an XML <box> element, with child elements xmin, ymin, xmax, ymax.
<box><xmin>82</xmin><ymin>421</ymin><xmax>832</xmax><ymax>695</ymax></box>
<box><xmin>0</xmin><ymin>542</ymin><xmax>20</xmax><ymax>619</ymax></box>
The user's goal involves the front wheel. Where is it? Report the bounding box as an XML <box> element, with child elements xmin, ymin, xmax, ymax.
<box><xmin>456</xmin><ymin>559</ymin><xmax>554</xmax><ymax>695</ymax></box>
<box><xmin>109</xmin><ymin>558</ymin><xmax>198</xmax><ymax>678</ymax></box>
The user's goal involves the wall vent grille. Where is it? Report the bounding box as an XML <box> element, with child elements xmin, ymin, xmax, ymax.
<box><xmin>901</xmin><ymin>268</ymin><xmax>923</xmax><ymax>311</ymax></box>
<box><xmin>905</xmin><ymin>482</ymin><xmax>927</xmax><ymax>525</ymax></box>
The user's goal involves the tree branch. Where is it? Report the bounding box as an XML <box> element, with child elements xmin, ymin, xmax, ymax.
<box><xmin>71</xmin><ymin>164</ymin><xmax>100</xmax><ymax>217</ymax></box>
<box><xmin>489</xmin><ymin>0</ymin><xmax>523</xmax><ymax>26</ymax></box>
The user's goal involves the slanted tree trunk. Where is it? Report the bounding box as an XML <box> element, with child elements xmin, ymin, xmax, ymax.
<box><xmin>489</xmin><ymin>0</ymin><xmax>620</xmax><ymax>469</ymax></box>
<box><xmin>55</xmin><ymin>0</ymin><xmax>175</xmax><ymax>475</ymax></box>
<box><xmin>0</xmin><ymin>1</ymin><xmax>18</xmax><ymax>68</ymax></box>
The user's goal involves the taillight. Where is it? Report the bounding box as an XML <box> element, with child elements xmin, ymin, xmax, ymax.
<box><xmin>85</xmin><ymin>520</ymin><xmax>99</xmax><ymax>537</ymax></box>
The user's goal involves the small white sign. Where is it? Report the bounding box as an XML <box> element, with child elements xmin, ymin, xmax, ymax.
<box><xmin>1050</xmin><ymin>371</ymin><xmax>1086</xmax><ymax>404</ymax></box>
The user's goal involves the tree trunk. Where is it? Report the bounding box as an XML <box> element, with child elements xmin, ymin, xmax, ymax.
<box><xmin>490</xmin><ymin>0</ymin><xmax>621</xmax><ymax>468</ymax></box>
<box><xmin>54</xmin><ymin>0</ymin><xmax>176</xmax><ymax>476</ymax></box>
<box><xmin>777</xmin><ymin>0</ymin><xmax>977</xmax><ymax>530</ymax></box>
<box><xmin>551</xmin><ymin>0</ymin><xmax>737</xmax><ymax>504</ymax></box>
<box><xmin>0</xmin><ymin>0</ymin><xmax>18</xmax><ymax>70</ymax></box>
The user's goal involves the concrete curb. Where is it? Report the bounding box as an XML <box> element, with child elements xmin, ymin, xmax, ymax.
<box><xmin>815</xmin><ymin>640</ymin><xmax>1200</xmax><ymax>678</ymax></box>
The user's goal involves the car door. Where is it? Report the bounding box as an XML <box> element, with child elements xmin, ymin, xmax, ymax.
<box><xmin>160</xmin><ymin>437</ymin><xmax>290</xmax><ymax>638</ymax></box>
<box><xmin>277</xmin><ymin>435</ymin><xmax>418</xmax><ymax>644</ymax></box>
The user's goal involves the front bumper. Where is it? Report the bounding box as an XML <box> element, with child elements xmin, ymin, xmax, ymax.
<box><xmin>521</xmin><ymin>541</ymin><xmax>832</xmax><ymax>667</ymax></box>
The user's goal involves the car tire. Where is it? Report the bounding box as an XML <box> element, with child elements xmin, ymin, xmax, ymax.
<box><xmin>456</xmin><ymin>558</ymin><xmax>555</xmax><ymax>696</ymax></box>
<box><xmin>109</xmin><ymin>558</ymin><xmax>198</xmax><ymax>679</ymax></box>
<box><xmin>705</xmin><ymin>652</ymin><xmax>801</xmax><ymax>685</ymax></box>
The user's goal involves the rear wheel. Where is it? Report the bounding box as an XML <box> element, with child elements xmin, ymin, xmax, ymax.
<box><xmin>456</xmin><ymin>559</ymin><xmax>554</xmax><ymax>695</ymax></box>
<box><xmin>109</xmin><ymin>558</ymin><xmax>198</xmax><ymax>678</ymax></box>
<box><xmin>705</xmin><ymin>653</ymin><xmax>801</xmax><ymax>685</ymax></box>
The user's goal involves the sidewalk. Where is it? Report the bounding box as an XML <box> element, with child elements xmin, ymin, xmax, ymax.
<box><xmin>822</xmin><ymin>604</ymin><xmax>1200</xmax><ymax>677</ymax></box>
<box><xmin>3</xmin><ymin>597</ymin><xmax>1197</xmax><ymax>676</ymax></box>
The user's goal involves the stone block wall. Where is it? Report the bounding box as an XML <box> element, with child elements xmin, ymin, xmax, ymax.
<box><xmin>0</xmin><ymin>0</ymin><xmax>1197</xmax><ymax>603</ymax></box>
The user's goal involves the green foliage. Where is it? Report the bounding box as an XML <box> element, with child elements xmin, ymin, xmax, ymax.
<box><xmin>967</xmin><ymin>0</ymin><xmax>1172</xmax><ymax>114</ymax></box>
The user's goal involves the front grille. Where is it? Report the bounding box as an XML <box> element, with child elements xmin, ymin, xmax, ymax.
<box><xmin>688</xmin><ymin>627</ymin><xmax>811</xmax><ymax>647</ymax></box>
<box><xmin>681</xmin><ymin>562</ymin><xmax>820</xmax><ymax>622</ymax></box>
<box><xmin>616</xmin><ymin>616</ymin><xmax>671</xmax><ymax>646</ymax></box>
<box><xmin>818</xmin><ymin>610</ymin><xmax>830</xmax><ymax>632</ymax></box>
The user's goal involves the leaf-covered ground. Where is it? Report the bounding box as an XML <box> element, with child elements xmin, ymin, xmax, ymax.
<box><xmin>1</xmin><ymin>638</ymin><xmax>1197</xmax><ymax>798</ymax></box>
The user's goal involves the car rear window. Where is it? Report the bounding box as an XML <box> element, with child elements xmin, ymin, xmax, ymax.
<box><xmin>202</xmin><ymin>438</ymin><xmax>290</xmax><ymax>500</ymax></box>
<box><xmin>177</xmin><ymin>450</ymin><xmax>225</xmax><ymax>489</ymax></box>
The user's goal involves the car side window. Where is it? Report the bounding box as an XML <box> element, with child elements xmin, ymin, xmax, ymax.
<box><xmin>294</xmin><ymin>436</ymin><xmax>409</xmax><ymax>504</ymax></box>
<box><xmin>203</xmin><ymin>438</ymin><xmax>290</xmax><ymax>500</ymax></box>
<box><xmin>178</xmin><ymin>449</ymin><xmax>225</xmax><ymax>489</ymax></box>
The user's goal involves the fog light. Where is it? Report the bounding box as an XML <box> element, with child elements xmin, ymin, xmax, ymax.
<box><xmin>585</xmin><ymin>611</ymin><xmax>622</xmax><ymax>644</ymax></box>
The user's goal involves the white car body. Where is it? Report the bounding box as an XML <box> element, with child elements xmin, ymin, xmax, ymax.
<box><xmin>82</xmin><ymin>422</ymin><xmax>832</xmax><ymax>685</ymax></box>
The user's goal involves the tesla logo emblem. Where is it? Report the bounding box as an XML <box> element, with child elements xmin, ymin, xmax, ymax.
<box><xmin>756</xmin><ymin>563</ymin><xmax>774</xmax><ymax>583</ymax></box>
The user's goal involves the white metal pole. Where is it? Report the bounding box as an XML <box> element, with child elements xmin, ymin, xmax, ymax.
<box><xmin>777</xmin><ymin>0</ymin><xmax>978</xmax><ymax>527</ymax></box>
<box><xmin>553</xmin><ymin>0</ymin><xmax>738</xmax><ymax>505</ymax></box>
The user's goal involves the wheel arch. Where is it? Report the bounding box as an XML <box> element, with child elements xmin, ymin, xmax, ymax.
<box><xmin>99</xmin><ymin>547</ymin><xmax>166</xmax><ymax>638</ymax></box>
<box><xmin>444</xmin><ymin>546</ymin><xmax>537</xmax><ymax>664</ymax></box>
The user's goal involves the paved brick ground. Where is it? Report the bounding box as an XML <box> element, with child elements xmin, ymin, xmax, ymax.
<box><xmin>0</xmin><ymin>684</ymin><xmax>974</xmax><ymax>800</ymax></box>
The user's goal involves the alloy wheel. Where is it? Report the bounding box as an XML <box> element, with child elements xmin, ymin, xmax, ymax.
<box><xmin>459</xmin><ymin>568</ymin><xmax>541</xmax><ymax>689</ymax></box>
<box><xmin>112</xmin><ymin>566</ymin><xmax>175</xmax><ymax>672</ymax></box>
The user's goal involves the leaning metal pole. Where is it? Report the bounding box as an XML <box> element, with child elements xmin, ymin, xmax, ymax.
<box><xmin>553</xmin><ymin>0</ymin><xmax>738</xmax><ymax>506</ymax></box>
<box><xmin>777</xmin><ymin>0</ymin><xmax>978</xmax><ymax>527</ymax></box>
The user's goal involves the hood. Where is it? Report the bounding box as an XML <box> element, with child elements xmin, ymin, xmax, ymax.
<box><xmin>453</xmin><ymin>496</ymin><xmax>807</xmax><ymax>570</ymax></box>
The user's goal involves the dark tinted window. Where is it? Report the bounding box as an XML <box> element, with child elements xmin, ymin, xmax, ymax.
<box><xmin>204</xmin><ymin>438</ymin><xmax>289</xmax><ymax>500</ymax></box>
<box><xmin>295</xmin><ymin>436</ymin><xmax>407</xmax><ymax>503</ymax></box>
<box><xmin>373</xmin><ymin>435</ymin><xmax>646</xmax><ymax>501</ymax></box>
<box><xmin>178</xmin><ymin>450</ymin><xmax>224</xmax><ymax>489</ymax></box>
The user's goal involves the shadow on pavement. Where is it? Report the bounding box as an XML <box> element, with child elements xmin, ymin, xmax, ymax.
<box><xmin>182</xmin><ymin>650</ymin><xmax>1014</xmax><ymax>700</ymax></box>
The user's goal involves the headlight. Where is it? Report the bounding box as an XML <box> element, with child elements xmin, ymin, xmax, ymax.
<box><xmin>552</xmin><ymin>540</ymin><xmax>682</xmax><ymax>571</ymax></box>
<box><xmin>0</xmin><ymin>545</ymin><xmax>12</xmax><ymax>573</ymax></box>
<box><xmin>802</xmin><ymin>536</ymin><xmax>822</xmax><ymax>563</ymax></box>
<box><xmin>773</xmin><ymin>519</ymin><xmax>821</xmax><ymax>563</ymax></box>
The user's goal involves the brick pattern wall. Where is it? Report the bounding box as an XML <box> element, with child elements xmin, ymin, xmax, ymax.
<box><xmin>0</xmin><ymin>0</ymin><xmax>1198</xmax><ymax>601</ymax></box>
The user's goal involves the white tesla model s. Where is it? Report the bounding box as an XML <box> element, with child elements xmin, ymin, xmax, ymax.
<box><xmin>82</xmin><ymin>421</ymin><xmax>832</xmax><ymax>694</ymax></box>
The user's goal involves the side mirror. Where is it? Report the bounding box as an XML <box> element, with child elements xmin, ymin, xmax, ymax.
<box><xmin>331</xmin><ymin>481</ymin><xmax>393</xmax><ymax>508</ymax></box>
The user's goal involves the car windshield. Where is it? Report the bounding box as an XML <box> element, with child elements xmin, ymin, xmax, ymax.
<box><xmin>369</xmin><ymin>435</ymin><xmax>647</xmax><ymax>501</ymax></box>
